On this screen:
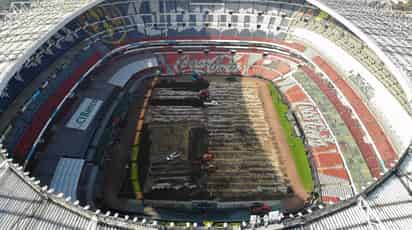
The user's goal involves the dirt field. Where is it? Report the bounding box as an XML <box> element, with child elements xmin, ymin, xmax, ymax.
<box><xmin>253</xmin><ymin>78</ymin><xmax>310</xmax><ymax>209</ymax></box>
<box><xmin>205</xmin><ymin>77</ymin><xmax>288</xmax><ymax>200</ymax></box>
<box><xmin>138</xmin><ymin>76</ymin><xmax>309</xmax><ymax>209</ymax></box>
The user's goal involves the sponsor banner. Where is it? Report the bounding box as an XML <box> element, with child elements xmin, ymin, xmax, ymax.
<box><xmin>66</xmin><ymin>98</ymin><xmax>103</xmax><ymax>130</ymax></box>
<box><xmin>164</xmin><ymin>53</ymin><xmax>244</xmax><ymax>75</ymax></box>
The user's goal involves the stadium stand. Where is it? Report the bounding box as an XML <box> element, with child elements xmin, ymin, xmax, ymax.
<box><xmin>3</xmin><ymin>45</ymin><xmax>105</xmax><ymax>162</ymax></box>
<box><xmin>276</xmin><ymin>77</ymin><xmax>355</xmax><ymax>202</ymax></box>
<box><xmin>308</xmin><ymin>0</ymin><xmax>412</xmax><ymax>102</ymax></box>
<box><xmin>313</xmin><ymin>56</ymin><xmax>398</xmax><ymax>168</ymax></box>
<box><xmin>300</xmin><ymin>65</ymin><xmax>384</xmax><ymax>178</ymax></box>
<box><xmin>298</xmin><ymin>72</ymin><xmax>374</xmax><ymax>189</ymax></box>
<box><xmin>292</xmin><ymin>11</ymin><xmax>412</xmax><ymax>114</ymax></box>
<box><xmin>0</xmin><ymin>0</ymin><xmax>411</xmax><ymax>229</ymax></box>
<box><xmin>0</xmin><ymin>0</ymin><xmax>95</xmax><ymax>104</ymax></box>
<box><xmin>290</xmin><ymin>17</ymin><xmax>412</xmax><ymax>153</ymax></box>
<box><xmin>284</xmin><ymin>149</ymin><xmax>412</xmax><ymax>229</ymax></box>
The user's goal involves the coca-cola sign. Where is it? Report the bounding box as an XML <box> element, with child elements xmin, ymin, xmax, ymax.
<box><xmin>168</xmin><ymin>54</ymin><xmax>241</xmax><ymax>74</ymax></box>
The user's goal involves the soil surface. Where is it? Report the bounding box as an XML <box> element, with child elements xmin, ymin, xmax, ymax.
<box><xmin>254</xmin><ymin>78</ymin><xmax>309</xmax><ymax>210</ymax></box>
<box><xmin>102</xmin><ymin>76</ymin><xmax>310</xmax><ymax>212</ymax></box>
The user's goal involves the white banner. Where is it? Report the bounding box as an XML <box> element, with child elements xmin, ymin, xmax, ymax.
<box><xmin>108</xmin><ymin>57</ymin><xmax>158</xmax><ymax>87</ymax></box>
<box><xmin>66</xmin><ymin>98</ymin><xmax>103</xmax><ymax>130</ymax></box>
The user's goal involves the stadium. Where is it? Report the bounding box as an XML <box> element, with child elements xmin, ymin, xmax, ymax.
<box><xmin>0</xmin><ymin>0</ymin><xmax>411</xmax><ymax>229</ymax></box>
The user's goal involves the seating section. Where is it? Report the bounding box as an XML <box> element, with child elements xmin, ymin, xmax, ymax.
<box><xmin>0</xmin><ymin>0</ymin><xmax>87</xmax><ymax>67</ymax></box>
<box><xmin>1</xmin><ymin>0</ymin><xmax>311</xmax><ymax>112</ymax></box>
<box><xmin>276</xmin><ymin>77</ymin><xmax>354</xmax><ymax>202</ymax></box>
<box><xmin>3</xmin><ymin>45</ymin><xmax>106</xmax><ymax>162</ymax></box>
<box><xmin>0</xmin><ymin>1</ymin><xmax>92</xmax><ymax>111</ymax></box>
<box><xmin>318</xmin><ymin>0</ymin><xmax>412</xmax><ymax>98</ymax></box>
<box><xmin>83</xmin><ymin>0</ymin><xmax>297</xmax><ymax>48</ymax></box>
<box><xmin>295</xmin><ymin>66</ymin><xmax>375</xmax><ymax>192</ymax></box>
<box><xmin>248</xmin><ymin>55</ymin><xmax>291</xmax><ymax>81</ymax></box>
<box><xmin>313</xmin><ymin>56</ymin><xmax>397</xmax><ymax>168</ymax></box>
<box><xmin>300</xmin><ymin>64</ymin><xmax>385</xmax><ymax>179</ymax></box>
<box><xmin>293</xmin><ymin>13</ymin><xmax>412</xmax><ymax>116</ymax></box>
<box><xmin>299</xmin><ymin>152</ymin><xmax>412</xmax><ymax>229</ymax></box>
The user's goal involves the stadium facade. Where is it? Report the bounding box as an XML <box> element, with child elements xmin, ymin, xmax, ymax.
<box><xmin>0</xmin><ymin>0</ymin><xmax>411</xmax><ymax>229</ymax></box>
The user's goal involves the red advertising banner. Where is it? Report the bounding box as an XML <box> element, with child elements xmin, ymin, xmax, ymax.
<box><xmin>163</xmin><ymin>53</ymin><xmax>243</xmax><ymax>75</ymax></box>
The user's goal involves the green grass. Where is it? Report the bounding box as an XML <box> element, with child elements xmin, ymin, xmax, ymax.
<box><xmin>131</xmin><ymin>145</ymin><xmax>141</xmax><ymax>193</ymax></box>
<box><xmin>267</xmin><ymin>82</ymin><xmax>313</xmax><ymax>192</ymax></box>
